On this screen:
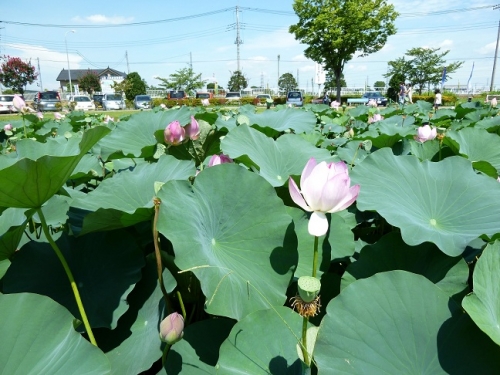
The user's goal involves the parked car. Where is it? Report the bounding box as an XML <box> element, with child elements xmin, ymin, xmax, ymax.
<box><xmin>362</xmin><ymin>91</ymin><xmax>388</xmax><ymax>106</ymax></box>
<box><xmin>168</xmin><ymin>91</ymin><xmax>186</xmax><ymax>100</ymax></box>
<box><xmin>195</xmin><ymin>92</ymin><xmax>213</xmax><ymax>99</ymax></box>
<box><xmin>225</xmin><ymin>92</ymin><xmax>241</xmax><ymax>101</ymax></box>
<box><xmin>0</xmin><ymin>94</ymin><xmax>16</xmax><ymax>113</ymax></box>
<box><xmin>69</xmin><ymin>95</ymin><xmax>95</xmax><ymax>111</ymax></box>
<box><xmin>102</xmin><ymin>93</ymin><xmax>126</xmax><ymax>110</ymax></box>
<box><xmin>254</xmin><ymin>94</ymin><xmax>273</xmax><ymax>107</ymax></box>
<box><xmin>286</xmin><ymin>91</ymin><xmax>303</xmax><ymax>107</ymax></box>
<box><xmin>33</xmin><ymin>91</ymin><xmax>61</xmax><ymax>111</ymax></box>
<box><xmin>133</xmin><ymin>95</ymin><xmax>152</xmax><ymax>109</ymax></box>
<box><xmin>92</xmin><ymin>94</ymin><xmax>104</xmax><ymax>109</ymax></box>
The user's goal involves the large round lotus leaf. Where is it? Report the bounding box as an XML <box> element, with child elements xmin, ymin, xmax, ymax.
<box><xmin>350</xmin><ymin>148</ymin><xmax>500</xmax><ymax>256</ymax></box>
<box><xmin>221</xmin><ymin>124</ymin><xmax>336</xmax><ymax>186</ymax></box>
<box><xmin>164</xmin><ymin>318</ymin><xmax>235</xmax><ymax>374</ymax></box>
<box><xmin>287</xmin><ymin>207</ymin><xmax>355</xmax><ymax>278</ymax></box>
<box><xmin>463</xmin><ymin>241</ymin><xmax>500</xmax><ymax>345</ymax></box>
<box><xmin>0</xmin><ymin>126</ymin><xmax>109</xmax><ymax>208</ymax></box>
<box><xmin>342</xmin><ymin>232</ymin><xmax>468</xmax><ymax>296</ymax></box>
<box><xmin>216</xmin><ymin>307</ymin><xmax>303</xmax><ymax>374</ymax></box>
<box><xmin>447</xmin><ymin>127</ymin><xmax>500</xmax><ymax>173</ymax></box>
<box><xmin>243</xmin><ymin>108</ymin><xmax>317</xmax><ymax>133</ymax></box>
<box><xmin>2</xmin><ymin>230</ymin><xmax>145</xmax><ymax>329</ymax></box>
<box><xmin>0</xmin><ymin>293</ymin><xmax>110</xmax><ymax>375</ymax></box>
<box><xmin>157</xmin><ymin>164</ymin><xmax>295</xmax><ymax>321</ymax></box>
<box><xmin>315</xmin><ymin>271</ymin><xmax>500</xmax><ymax>374</ymax></box>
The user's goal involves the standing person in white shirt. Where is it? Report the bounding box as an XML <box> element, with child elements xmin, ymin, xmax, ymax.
<box><xmin>406</xmin><ymin>83</ymin><xmax>413</xmax><ymax>103</ymax></box>
<box><xmin>434</xmin><ymin>89</ymin><xmax>442</xmax><ymax>111</ymax></box>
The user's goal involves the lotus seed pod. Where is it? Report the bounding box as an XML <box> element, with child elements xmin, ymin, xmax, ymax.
<box><xmin>297</xmin><ymin>276</ymin><xmax>321</xmax><ymax>303</ymax></box>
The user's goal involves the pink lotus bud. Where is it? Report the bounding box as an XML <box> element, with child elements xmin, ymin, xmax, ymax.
<box><xmin>13</xmin><ymin>95</ymin><xmax>26</xmax><ymax>112</ymax></box>
<box><xmin>289</xmin><ymin>158</ymin><xmax>360</xmax><ymax>236</ymax></box>
<box><xmin>208</xmin><ymin>153</ymin><xmax>233</xmax><ymax>167</ymax></box>
<box><xmin>36</xmin><ymin>112</ymin><xmax>43</xmax><ymax>119</ymax></box>
<box><xmin>185</xmin><ymin>116</ymin><xmax>200</xmax><ymax>140</ymax></box>
<box><xmin>160</xmin><ymin>103</ymin><xmax>166</xmax><ymax>108</ymax></box>
<box><xmin>201</xmin><ymin>99</ymin><xmax>210</xmax><ymax>106</ymax></box>
<box><xmin>330</xmin><ymin>100</ymin><xmax>340</xmax><ymax>109</ymax></box>
<box><xmin>414</xmin><ymin>125</ymin><xmax>437</xmax><ymax>143</ymax></box>
<box><xmin>492</xmin><ymin>98</ymin><xmax>498</xmax><ymax>107</ymax></box>
<box><xmin>159</xmin><ymin>312</ymin><xmax>184</xmax><ymax>345</ymax></box>
<box><xmin>54</xmin><ymin>112</ymin><xmax>64</xmax><ymax>120</ymax></box>
<box><xmin>103</xmin><ymin>115</ymin><xmax>114</xmax><ymax>124</ymax></box>
<box><xmin>3</xmin><ymin>124</ymin><xmax>13</xmax><ymax>131</ymax></box>
<box><xmin>368</xmin><ymin>113</ymin><xmax>383</xmax><ymax>123</ymax></box>
<box><xmin>164</xmin><ymin>120</ymin><xmax>185</xmax><ymax>145</ymax></box>
<box><xmin>368</xmin><ymin>99</ymin><xmax>377</xmax><ymax>107</ymax></box>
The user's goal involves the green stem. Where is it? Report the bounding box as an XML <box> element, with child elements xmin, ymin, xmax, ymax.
<box><xmin>312</xmin><ymin>236</ymin><xmax>319</xmax><ymax>278</ymax></box>
<box><xmin>22</xmin><ymin>114</ymin><xmax>27</xmax><ymax>138</ymax></box>
<box><xmin>37</xmin><ymin>208</ymin><xmax>97</xmax><ymax>346</ymax></box>
<box><xmin>153</xmin><ymin>198</ymin><xmax>172</xmax><ymax>311</ymax></box>
<box><xmin>301</xmin><ymin>316</ymin><xmax>310</xmax><ymax>366</ymax></box>
<box><xmin>162</xmin><ymin>343</ymin><xmax>171</xmax><ymax>366</ymax></box>
<box><xmin>189</xmin><ymin>139</ymin><xmax>203</xmax><ymax>171</ymax></box>
<box><xmin>176</xmin><ymin>291</ymin><xmax>187</xmax><ymax>321</ymax></box>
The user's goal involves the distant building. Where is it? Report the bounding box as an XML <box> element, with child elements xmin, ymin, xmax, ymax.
<box><xmin>56</xmin><ymin>67</ymin><xmax>127</xmax><ymax>94</ymax></box>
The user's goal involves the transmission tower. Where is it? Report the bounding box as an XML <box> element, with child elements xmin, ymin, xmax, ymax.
<box><xmin>234</xmin><ymin>6</ymin><xmax>243</xmax><ymax>72</ymax></box>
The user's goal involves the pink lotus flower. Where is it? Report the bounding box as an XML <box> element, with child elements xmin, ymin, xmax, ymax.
<box><xmin>289</xmin><ymin>158</ymin><xmax>360</xmax><ymax>236</ymax></box>
<box><xmin>368</xmin><ymin>113</ymin><xmax>383</xmax><ymax>123</ymax></box>
<box><xmin>208</xmin><ymin>153</ymin><xmax>233</xmax><ymax>167</ymax></box>
<box><xmin>36</xmin><ymin>112</ymin><xmax>43</xmax><ymax>119</ymax></box>
<box><xmin>54</xmin><ymin>112</ymin><xmax>64</xmax><ymax>120</ymax></box>
<box><xmin>201</xmin><ymin>99</ymin><xmax>210</xmax><ymax>106</ymax></box>
<box><xmin>103</xmin><ymin>115</ymin><xmax>114</xmax><ymax>124</ymax></box>
<box><xmin>185</xmin><ymin>116</ymin><xmax>200</xmax><ymax>140</ymax></box>
<box><xmin>159</xmin><ymin>312</ymin><xmax>184</xmax><ymax>345</ymax></box>
<box><xmin>3</xmin><ymin>124</ymin><xmax>13</xmax><ymax>131</ymax></box>
<box><xmin>367</xmin><ymin>99</ymin><xmax>377</xmax><ymax>107</ymax></box>
<box><xmin>414</xmin><ymin>125</ymin><xmax>437</xmax><ymax>142</ymax></box>
<box><xmin>330</xmin><ymin>100</ymin><xmax>340</xmax><ymax>109</ymax></box>
<box><xmin>164</xmin><ymin>120</ymin><xmax>185</xmax><ymax>145</ymax></box>
<box><xmin>160</xmin><ymin>103</ymin><xmax>166</xmax><ymax>109</ymax></box>
<box><xmin>492</xmin><ymin>98</ymin><xmax>498</xmax><ymax>107</ymax></box>
<box><xmin>13</xmin><ymin>95</ymin><xmax>26</xmax><ymax>112</ymax></box>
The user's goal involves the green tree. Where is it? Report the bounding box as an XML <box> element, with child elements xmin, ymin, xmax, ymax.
<box><xmin>112</xmin><ymin>72</ymin><xmax>147</xmax><ymax>101</ymax></box>
<box><xmin>78</xmin><ymin>70</ymin><xmax>101</xmax><ymax>95</ymax></box>
<box><xmin>0</xmin><ymin>56</ymin><xmax>38</xmax><ymax>94</ymax></box>
<box><xmin>289</xmin><ymin>0</ymin><xmax>398</xmax><ymax>101</ymax></box>
<box><xmin>278</xmin><ymin>73</ymin><xmax>298</xmax><ymax>93</ymax></box>
<box><xmin>227</xmin><ymin>70</ymin><xmax>248</xmax><ymax>92</ymax></box>
<box><xmin>385</xmin><ymin>48</ymin><xmax>463</xmax><ymax>94</ymax></box>
<box><xmin>324</xmin><ymin>71</ymin><xmax>346</xmax><ymax>91</ymax></box>
<box><xmin>373</xmin><ymin>80</ymin><xmax>386</xmax><ymax>89</ymax></box>
<box><xmin>156</xmin><ymin>67</ymin><xmax>204</xmax><ymax>96</ymax></box>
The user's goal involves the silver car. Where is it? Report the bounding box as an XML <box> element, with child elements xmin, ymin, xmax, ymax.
<box><xmin>102</xmin><ymin>93</ymin><xmax>126</xmax><ymax>110</ymax></box>
<box><xmin>133</xmin><ymin>95</ymin><xmax>152</xmax><ymax>109</ymax></box>
<box><xmin>34</xmin><ymin>91</ymin><xmax>61</xmax><ymax>111</ymax></box>
<box><xmin>286</xmin><ymin>91</ymin><xmax>303</xmax><ymax>107</ymax></box>
<box><xmin>0</xmin><ymin>94</ymin><xmax>16</xmax><ymax>113</ymax></box>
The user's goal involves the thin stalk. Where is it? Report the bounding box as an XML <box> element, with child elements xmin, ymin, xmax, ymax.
<box><xmin>37</xmin><ymin>208</ymin><xmax>97</xmax><ymax>346</ymax></box>
<box><xmin>176</xmin><ymin>291</ymin><xmax>187</xmax><ymax>321</ymax></box>
<box><xmin>162</xmin><ymin>344</ymin><xmax>171</xmax><ymax>366</ymax></box>
<box><xmin>312</xmin><ymin>236</ymin><xmax>319</xmax><ymax>278</ymax></box>
<box><xmin>189</xmin><ymin>139</ymin><xmax>203</xmax><ymax>171</ymax></box>
<box><xmin>301</xmin><ymin>316</ymin><xmax>310</xmax><ymax>366</ymax></box>
<box><xmin>153</xmin><ymin>198</ymin><xmax>172</xmax><ymax>311</ymax></box>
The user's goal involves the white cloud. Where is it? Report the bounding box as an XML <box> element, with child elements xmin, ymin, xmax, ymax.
<box><xmin>438</xmin><ymin>39</ymin><xmax>453</xmax><ymax>48</ymax></box>
<box><xmin>72</xmin><ymin>15</ymin><xmax>134</xmax><ymax>25</ymax></box>
<box><xmin>478</xmin><ymin>42</ymin><xmax>497</xmax><ymax>55</ymax></box>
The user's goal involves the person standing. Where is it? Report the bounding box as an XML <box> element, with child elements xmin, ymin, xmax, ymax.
<box><xmin>434</xmin><ymin>89</ymin><xmax>442</xmax><ymax>111</ymax></box>
<box><xmin>407</xmin><ymin>83</ymin><xmax>413</xmax><ymax>103</ymax></box>
<box><xmin>399</xmin><ymin>82</ymin><xmax>406</xmax><ymax>104</ymax></box>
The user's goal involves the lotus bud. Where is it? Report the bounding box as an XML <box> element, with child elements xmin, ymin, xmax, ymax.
<box><xmin>36</xmin><ymin>112</ymin><xmax>43</xmax><ymax>119</ymax></box>
<box><xmin>13</xmin><ymin>95</ymin><xmax>26</xmax><ymax>112</ymax></box>
<box><xmin>164</xmin><ymin>120</ymin><xmax>185</xmax><ymax>145</ymax></box>
<box><xmin>492</xmin><ymin>98</ymin><xmax>498</xmax><ymax>107</ymax></box>
<box><xmin>297</xmin><ymin>276</ymin><xmax>321</xmax><ymax>303</ymax></box>
<box><xmin>4</xmin><ymin>124</ymin><xmax>13</xmax><ymax>132</ymax></box>
<box><xmin>208</xmin><ymin>153</ymin><xmax>233</xmax><ymax>167</ymax></box>
<box><xmin>159</xmin><ymin>312</ymin><xmax>184</xmax><ymax>345</ymax></box>
<box><xmin>54</xmin><ymin>112</ymin><xmax>64</xmax><ymax>120</ymax></box>
<box><xmin>185</xmin><ymin>116</ymin><xmax>200</xmax><ymax>140</ymax></box>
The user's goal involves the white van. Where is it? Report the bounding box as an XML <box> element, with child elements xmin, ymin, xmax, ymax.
<box><xmin>102</xmin><ymin>93</ymin><xmax>126</xmax><ymax>110</ymax></box>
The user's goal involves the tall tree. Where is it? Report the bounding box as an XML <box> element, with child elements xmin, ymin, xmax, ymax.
<box><xmin>78</xmin><ymin>70</ymin><xmax>101</xmax><ymax>95</ymax></box>
<box><xmin>156</xmin><ymin>67</ymin><xmax>204</xmax><ymax>96</ymax></box>
<box><xmin>373</xmin><ymin>80</ymin><xmax>386</xmax><ymax>89</ymax></box>
<box><xmin>278</xmin><ymin>73</ymin><xmax>298</xmax><ymax>93</ymax></box>
<box><xmin>386</xmin><ymin>47</ymin><xmax>463</xmax><ymax>94</ymax></box>
<box><xmin>289</xmin><ymin>0</ymin><xmax>398</xmax><ymax>101</ymax></box>
<box><xmin>324</xmin><ymin>71</ymin><xmax>346</xmax><ymax>92</ymax></box>
<box><xmin>112</xmin><ymin>72</ymin><xmax>147</xmax><ymax>101</ymax></box>
<box><xmin>227</xmin><ymin>70</ymin><xmax>248</xmax><ymax>92</ymax></box>
<box><xmin>0</xmin><ymin>56</ymin><xmax>38</xmax><ymax>94</ymax></box>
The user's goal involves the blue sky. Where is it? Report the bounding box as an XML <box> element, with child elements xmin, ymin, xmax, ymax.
<box><xmin>1</xmin><ymin>0</ymin><xmax>498</xmax><ymax>93</ymax></box>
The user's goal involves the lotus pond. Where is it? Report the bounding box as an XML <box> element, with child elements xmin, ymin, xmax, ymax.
<box><xmin>1</xmin><ymin>100</ymin><xmax>500</xmax><ymax>374</ymax></box>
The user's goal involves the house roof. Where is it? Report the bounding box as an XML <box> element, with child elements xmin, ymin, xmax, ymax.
<box><xmin>56</xmin><ymin>67</ymin><xmax>127</xmax><ymax>81</ymax></box>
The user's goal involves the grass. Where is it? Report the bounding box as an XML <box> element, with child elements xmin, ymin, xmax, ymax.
<box><xmin>0</xmin><ymin>109</ymin><xmax>137</xmax><ymax>124</ymax></box>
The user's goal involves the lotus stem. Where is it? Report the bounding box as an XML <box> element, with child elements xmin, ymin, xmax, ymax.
<box><xmin>301</xmin><ymin>316</ymin><xmax>310</xmax><ymax>366</ymax></box>
<box><xmin>312</xmin><ymin>236</ymin><xmax>319</xmax><ymax>278</ymax></box>
<box><xmin>176</xmin><ymin>291</ymin><xmax>187</xmax><ymax>321</ymax></box>
<box><xmin>153</xmin><ymin>198</ymin><xmax>172</xmax><ymax>311</ymax></box>
<box><xmin>37</xmin><ymin>208</ymin><xmax>97</xmax><ymax>346</ymax></box>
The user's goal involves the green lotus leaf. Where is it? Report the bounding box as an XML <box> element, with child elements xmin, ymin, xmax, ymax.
<box><xmin>0</xmin><ymin>126</ymin><xmax>110</xmax><ymax>208</ymax></box>
<box><xmin>164</xmin><ymin>318</ymin><xmax>235</xmax><ymax>374</ymax></box>
<box><xmin>315</xmin><ymin>271</ymin><xmax>500</xmax><ymax>374</ymax></box>
<box><xmin>0</xmin><ymin>207</ymin><xmax>28</xmax><ymax>260</ymax></box>
<box><xmin>217</xmin><ymin>307</ymin><xmax>303</xmax><ymax>374</ymax></box>
<box><xmin>0</xmin><ymin>293</ymin><xmax>110</xmax><ymax>374</ymax></box>
<box><xmin>221</xmin><ymin>124</ymin><xmax>336</xmax><ymax>186</ymax></box>
<box><xmin>351</xmin><ymin>148</ymin><xmax>500</xmax><ymax>256</ymax></box>
<box><xmin>157</xmin><ymin>164</ymin><xmax>295</xmax><ymax>320</ymax></box>
<box><xmin>342</xmin><ymin>232</ymin><xmax>469</xmax><ymax>296</ymax></box>
<box><xmin>243</xmin><ymin>107</ymin><xmax>317</xmax><ymax>133</ymax></box>
<box><xmin>447</xmin><ymin>127</ymin><xmax>500</xmax><ymax>173</ymax></box>
<box><xmin>97</xmin><ymin>107</ymin><xmax>193</xmax><ymax>159</ymax></box>
<box><xmin>2</xmin><ymin>230</ymin><xmax>145</xmax><ymax>329</ymax></box>
<box><xmin>462</xmin><ymin>241</ymin><xmax>500</xmax><ymax>345</ymax></box>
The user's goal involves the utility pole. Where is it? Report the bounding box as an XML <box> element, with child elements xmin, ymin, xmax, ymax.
<box><xmin>297</xmin><ymin>69</ymin><xmax>300</xmax><ymax>90</ymax></box>
<box><xmin>234</xmin><ymin>6</ymin><xmax>243</xmax><ymax>72</ymax></box>
<box><xmin>490</xmin><ymin>5</ymin><xmax>500</xmax><ymax>92</ymax></box>
<box><xmin>277</xmin><ymin>55</ymin><xmax>280</xmax><ymax>91</ymax></box>
<box><xmin>125</xmin><ymin>51</ymin><xmax>130</xmax><ymax>74</ymax></box>
<box><xmin>190</xmin><ymin>52</ymin><xmax>193</xmax><ymax>70</ymax></box>
<box><xmin>37</xmin><ymin>58</ymin><xmax>43</xmax><ymax>92</ymax></box>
